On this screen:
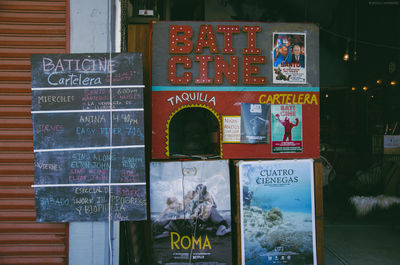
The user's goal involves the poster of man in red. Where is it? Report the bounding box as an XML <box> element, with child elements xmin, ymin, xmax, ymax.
<box><xmin>271</xmin><ymin>104</ymin><xmax>303</xmax><ymax>153</ymax></box>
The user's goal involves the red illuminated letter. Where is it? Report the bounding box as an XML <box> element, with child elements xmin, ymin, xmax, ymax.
<box><xmin>169</xmin><ymin>25</ymin><xmax>193</xmax><ymax>54</ymax></box>
<box><xmin>194</xmin><ymin>55</ymin><xmax>213</xmax><ymax>84</ymax></box>
<box><xmin>243</xmin><ymin>56</ymin><xmax>266</xmax><ymax>85</ymax></box>
<box><xmin>216</xmin><ymin>25</ymin><xmax>240</xmax><ymax>54</ymax></box>
<box><xmin>195</xmin><ymin>25</ymin><xmax>218</xmax><ymax>54</ymax></box>
<box><xmin>168</xmin><ymin>56</ymin><xmax>192</xmax><ymax>85</ymax></box>
<box><xmin>242</xmin><ymin>26</ymin><xmax>261</xmax><ymax>55</ymax></box>
<box><xmin>214</xmin><ymin>55</ymin><xmax>238</xmax><ymax>85</ymax></box>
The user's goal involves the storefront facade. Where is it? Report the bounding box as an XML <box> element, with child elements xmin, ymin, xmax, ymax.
<box><xmin>0</xmin><ymin>1</ymin><xmax>325</xmax><ymax>264</ymax></box>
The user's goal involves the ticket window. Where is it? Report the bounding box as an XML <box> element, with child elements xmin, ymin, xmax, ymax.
<box><xmin>169</xmin><ymin>108</ymin><xmax>220</xmax><ymax>157</ymax></box>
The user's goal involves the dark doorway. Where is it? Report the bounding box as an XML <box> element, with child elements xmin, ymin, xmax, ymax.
<box><xmin>169</xmin><ymin>107</ymin><xmax>220</xmax><ymax>157</ymax></box>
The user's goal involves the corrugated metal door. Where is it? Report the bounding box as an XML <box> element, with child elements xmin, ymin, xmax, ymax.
<box><xmin>0</xmin><ymin>1</ymin><xmax>69</xmax><ymax>264</ymax></box>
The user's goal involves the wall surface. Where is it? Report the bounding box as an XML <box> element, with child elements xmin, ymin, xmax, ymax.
<box><xmin>69</xmin><ymin>0</ymin><xmax>119</xmax><ymax>264</ymax></box>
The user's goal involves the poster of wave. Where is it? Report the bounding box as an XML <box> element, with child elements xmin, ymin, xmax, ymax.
<box><xmin>272</xmin><ymin>33</ymin><xmax>306</xmax><ymax>84</ymax></box>
<box><xmin>150</xmin><ymin>160</ymin><xmax>232</xmax><ymax>265</ymax></box>
<box><xmin>239</xmin><ymin>159</ymin><xmax>316</xmax><ymax>265</ymax></box>
<box><xmin>271</xmin><ymin>104</ymin><xmax>303</xmax><ymax>153</ymax></box>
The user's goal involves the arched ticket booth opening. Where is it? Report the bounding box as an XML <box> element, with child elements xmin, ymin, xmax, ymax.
<box><xmin>168</xmin><ymin>107</ymin><xmax>221</xmax><ymax>158</ymax></box>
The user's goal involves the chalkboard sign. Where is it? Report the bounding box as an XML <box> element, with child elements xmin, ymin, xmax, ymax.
<box><xmin>34</xmin><ymin>148</ymin><xmax>145</xmax><ymax>185</ymax></box>
<box><xmin>31</xmin><ymin>53</ymin><xmax>147</xmax><ymax>222</ymax></box>
<box><xmin>32</xmin><ymin>87</ymin><xmax>143</xmax><ymax>111</ymax></box>
<box><xmin>35</xmin><ymin>185</ymin><xmax>146</xmax><ymax>222</ymax></box>
<box><xmin>32</xmin><ymin>111</ymin><xmax>144</xmax><ymax>149</ymax></box>
<box><xmin>30</xmin><ymin>53</ymin><xmax>143</xmax><ymax>88</ymax></box>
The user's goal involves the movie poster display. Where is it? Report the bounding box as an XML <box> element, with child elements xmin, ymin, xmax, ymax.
<box><xmin>151</xmin><ymin>21</ymin><xmax>320</xmax><ymax>159</ymax></box>
<box><xmin>271</xmin><ymin>105</ymin><xmax>303</xmax><ymax>153</ymax></box>
<box><xmin>272</xmin><ymin>33</ymin><xmax>306</xmax><ymax>84</ymax></box>
<box><xmin>239</xmin><ymin>159</ymin><xmax>316</xmax><ymax>264</ymax></box>
<box><xmin>240</xmin><ymin>103</ymin><xmax>271</xmax><ymax>144</ymax></box>
<box><xmin>150</xmin><ymin>160</ymin><xmax>232</xmax><ymax>264</ymax></box>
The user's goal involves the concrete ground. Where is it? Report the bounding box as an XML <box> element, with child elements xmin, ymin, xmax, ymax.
<box><xmin>324</xmin><ymin>220</ymin><xmax>400</xmax><ymax>265</ymax></box>
<box><xmin>323</xmin><ymin>188</ymin><xmax>400</xmax><ymax>265</ymax></box>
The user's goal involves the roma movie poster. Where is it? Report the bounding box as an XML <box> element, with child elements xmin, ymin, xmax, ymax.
<box><xmin>271</xmin><ymin>104</ymin><xmax>303</xmax><ymax>153</ymax></box>
<box><xmin>239</xmin><ymin>159</ymin><xmax>316</xmax><ymax>265</ymax></box>
<box><xmin>240</xmin><ymin>103</ymin><xmax>271</xmax><ymax>144</ymax></box>
<box><xmin>272</xmin><ymin>33</ymin><xmax>306</xmax><ymax>84</ymax></box>
<box><xmin>150</xmin><ymin>160</ymin><xmax>232</xmax><ymax>265</ymax></box>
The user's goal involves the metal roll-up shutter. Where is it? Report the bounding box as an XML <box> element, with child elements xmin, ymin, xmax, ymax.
<box><xmin>0</xmin><ymin>1</ymin><xmax>69</xmax><ymax>264</ymax></box>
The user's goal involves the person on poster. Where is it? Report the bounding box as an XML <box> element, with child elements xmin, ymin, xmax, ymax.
<box><xmin>152</xmin><ymin>196</ymin><xmax>184</xmax><ymax>238</ymax></box>
<box><xmin>154</xmin><ymin>184</ymin><xmax>231</xmax><ymax>238</ymax></box>
<box><xmin>243</xmin><ymin>185</ymin><xmax>253</xmax><ymax>207</ymax></box>
<box><xmin>250</xmin><ymin>116</ymin><xmax>269</xmax><ymax>136</ymax></box>
<box><xmin>275</xmin><ymin>114</ymin><xmax>299</xmax><ymax>141</ymax></box>
<box><xmin>290</xmin><ymin>45</ymin><xmax>305</xmax><ymax>67</ymax></box>
<box><xmin>273</xmin><ymin>45</ymin><xmax>292</xmax><ymax>67</ymax></box>
<box><xmin>191</xmin><ymin>184</ymin><xmax>231</xmax><ymax>236</ymax></box>
<box><xmin>273</xmin><ymin>36</ymin><xmax>292</xmax><ymax>67</ymax></box>
<box><xmin>156</xmin><ymin>196</ymin><xmax>183</xmax><ymax>222</ymax></box>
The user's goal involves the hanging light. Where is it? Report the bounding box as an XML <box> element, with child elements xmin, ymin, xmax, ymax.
<box><xmin>325</xmin><ymin>94</ymin><xmax>329</xmax><ymax>98</ymax></box>
<box><xmin>363</xmin><ymin>85</ymin><xmax>368</xmax><ymax>91</ymax></box>
<box><xmin>343</xmin><ymin>39</ymin><xmax>350</xmax><ymax>61</ymax></box>
<box><xmin>351</xmin><ymin>86</ymin><xmax>357</xmax><ymax>91</ymax></box>
<box><xmin>376</xmin><ymin>79</ymin><xmax>382</xmax><ymax>85</ymax></box>
<box><xmin>390</xmin><ymin>80</ymin><xmax>397</xmax><ymax>86</ymax></box>
<box><xmin>343</xmin><ymin>52</ymin><xmax>349</xmax><ymax>61</ymax></box>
